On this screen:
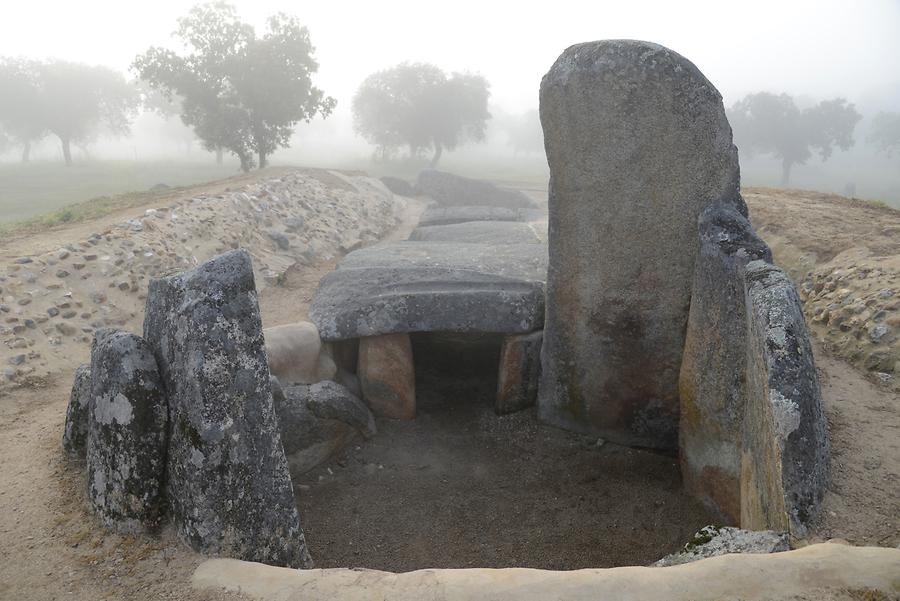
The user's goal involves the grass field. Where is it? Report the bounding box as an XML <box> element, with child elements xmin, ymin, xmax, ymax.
<box><xmin>0</xmin><ymin>160</ymin><xmax>241</xmax><ymax>225</ymax></box>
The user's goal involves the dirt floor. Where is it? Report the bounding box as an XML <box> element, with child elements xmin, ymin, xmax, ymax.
<box><xmin>0</xmin><ymin>181</ymin><xmax>898</xmax><ymax>600</ymax></box>
<box><xmin>297</xmin><ymin>335</ymin><xmax>714</xmax><ymax>571</ymax></box>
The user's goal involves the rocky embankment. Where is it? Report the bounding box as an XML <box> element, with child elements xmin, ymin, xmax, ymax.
<box><xmin>747</xmin><ymin>188</ymin><xmax>900</xmax><ymax>392</ymax></box>
<box><xmin>0</xmin><ymin>169</ymin><xmax>405</xmax><ymax>393</ymax></box>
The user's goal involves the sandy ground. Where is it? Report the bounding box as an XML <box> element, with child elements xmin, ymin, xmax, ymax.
<box><xmin>0</xmin><ymin>182</ymin><xmax>898</xmax><ymax>600</ymax></box>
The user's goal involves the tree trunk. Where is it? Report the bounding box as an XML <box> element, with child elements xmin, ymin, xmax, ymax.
<box><xmin>61</xmin><ymin>137</ymin><xmax>72</xmax><ymax>166</ymax></box>
<box><xmin>429</xmin><ymin>143</ymin><xmax>443</xmax><ymax>167</ymax></box>
<box><xmin>780</xmin><ymin>158</ymin><xmax>792</xmax><ymax>187</ymax></box>
<box><xmin>21</xmin><ymin>141</ymin><xmax>30</xmax><ymax>163</ymax></box>
<box><xmin>238</xmin><ymin>152</ymin><xmax>251</xmax><ymax>173</ymax></box>
<box><xmin>258</xmin><ymin>149</ymin><xmax>267</xmax><ymax>170</ymax></box>
<box><xmin>215</xmin><ymin>147</ymin><xmax>223</xmax><ymax>165</ymax></box>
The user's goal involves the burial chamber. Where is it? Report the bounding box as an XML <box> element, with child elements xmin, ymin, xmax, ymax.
<box><xmin>62</xmin><ymin>39</ymin><xmax>829</xmax><ymax>574</ymax></box>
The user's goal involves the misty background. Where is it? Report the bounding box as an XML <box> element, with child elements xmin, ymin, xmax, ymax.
<box><xmin>1</xmin><ymin>0</ymin><xmax>898</xmax><ymax>220</ymax></box>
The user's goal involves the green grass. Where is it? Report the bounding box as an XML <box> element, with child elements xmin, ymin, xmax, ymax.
<box><xmin>0</xmin><ymin>160</ymin><xmax>241</xmax><ymax>225</ymax></box>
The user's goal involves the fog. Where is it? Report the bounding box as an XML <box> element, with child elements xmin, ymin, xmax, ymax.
<box><xmin>2</xmin><ymin>0</ymin><xmax>899</xmax><ymax>204</ymax></box>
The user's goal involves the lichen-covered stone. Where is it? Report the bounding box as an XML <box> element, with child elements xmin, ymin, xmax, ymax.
<box><xmin>679</xmin><ymin>204</ymin><xmax>772</xmax><ymax>524</ymax></box>
<box><xmin>416</xmin><ymin>169</ymin><xmax>538</xmax><ymax>209</ymax></box>
<box><xmin>271</xmin><ymin>377</ymin><xmax>373</xmax><ymax>475</ymax></box>
<box><xmin>309</xmin><ymin>242</ymin><xmax>546</xmax><ymax>341</ymax></box>
<box><xmin>496</xmin><ymin>331</ymin><xmax>543</xmax><ymax>415</ymax></box>
<box><xmin>537</xmin><ymin>40</ymin><xmax>746</xmax><ymax>449</ymax></box>
<box><xmin>86</xmin><ymin>329</ymin><xmax>167</xmax><ymax>534</ymax></box>
<box><xmin>143</xmin><ymin>249</ymin><xmax>311</xmax><ymax>568</ymax></box>
<box><xmin>741</xmin><ymin>261</ymin><xmax>829</xmax><ymax>535</ymax></box>
<box><xmin>409</xmin><ymin>221</ymin><xmax>543</xmax><ymax>245</ymax></box>
<box><xmin>653</xmin><ymin>525</ymin><xmax>789</xmax><ymax>567</ymax></box>
<box><xmin>358</xmin><ymin>333</ymin><xmax>415</xmax><ymax>420</ymax></box>
<box><xmin>62</xmin><ymin>364</ymin><xmax>92</xmax><ymax>459</ymax></box>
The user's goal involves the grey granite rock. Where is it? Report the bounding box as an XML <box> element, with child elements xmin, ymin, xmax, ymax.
<box><xmin>537</xmin><ymin>39</ymin><xmax>746</xmax><ymax>450</ymax></box>
<box><xmin>679</xmin><ymin>203</ymin><xmax>772</xmax><ymax>524</ymax></box>
<box><xmin>653</xmin><ymin>526</ymin><xmax>789</xmax><ymax>567</ymax></box>
<box><xmin>62</xmin><ymin>364</ymin><xmax>92</xmax><ymax>458</ymax></box>
<box><xmin>143</xmin><ymin>250</ymin><xmax>311</xmax><ymax>568</ymax></box>
<box><xmin>418</xmin><ymin>206</ymin><xmax>525</xmax><ymax>228</ymax></box>
<box><xmin>742</xmin><ymin>261</ymin><xmax>829</xmax><ymax>535</ymax></box>
<box><xmin>309</xmin><ymin>242</ymin><xmax>547</xmax><ymax>341</ymax></box>
<box><xmin>86</xmin><ymin>329</ymin><xmax>167</xmax><ymax>533</ymax></box>
<box><xmin>416</xmin><ymin>169</ymin><xmax>537</xmax><ymax>209</ymax></box>
<box><xmin>409</xmin><ymin>221</ymin><xmax>543</xmax><ymax>245</ymax></box>
<box><xmin>272</xmin><ymin>377</ymin><xmax>373</xmax><ymax>475</ymax></box>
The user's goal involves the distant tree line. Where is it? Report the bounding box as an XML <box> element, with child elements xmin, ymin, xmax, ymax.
<box><xmin>0</xmin><ymin>58</ymin><xmax>137</xmax><ymax>165</ymax></box>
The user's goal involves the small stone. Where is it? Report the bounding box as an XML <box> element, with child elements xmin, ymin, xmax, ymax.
<box><xmin>62</xmin><ymin>310</ymin><xmax>77</xmax><ymax>319</ymax></box>
<box><xmin>869</xmin><ymin>324</ymin><xmax>889</xmax><ymax>341</ymax></box>
<box><xmin>47</xmin><ymin>307</ymin><xmax>60</xmax><ymax>317</ymax></box>
<box><xmin>9</xmin><ymin>354</ymin><xmax>26</xmax><ymax>366</ymax></box>
<box><xmin>17</xmin><ymin>297</ymin><xmax>32</xmax><ymax>306</ymax></box>
<box><xmin>56</xmin><ymin>270</ymin><xmax>70</xmax><ymax>278</ymax></box>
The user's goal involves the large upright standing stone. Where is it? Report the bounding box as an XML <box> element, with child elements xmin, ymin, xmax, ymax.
<box><xmin>86</xmin><ymin>329</ymin><xmax>167</xmax><ymax>534</ymax></box>
<box><xmin>538</xmin><ymin>40</ymin><xmax>747</xmax><ymax>449</ymax></box>
<box><xmin>143</xmin><ymin>250</ymin><xmax>312</xmax><ymax>568</ymax></box>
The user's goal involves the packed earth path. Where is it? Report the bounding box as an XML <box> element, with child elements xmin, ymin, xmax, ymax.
<box><xmin>0</xmin><ymin>172</ymin><xmax>897</xmax><ymax>600</ymax></box>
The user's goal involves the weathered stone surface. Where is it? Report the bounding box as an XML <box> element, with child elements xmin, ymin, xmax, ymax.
<box><xmin>741</xmin><ymin>261</ymin><xmax>829</xmax><ymax>535</ymax></box>
<box><xmin>416</xmin><ymin>169</ymin><xmax>538</xmax><ymax>209</ymax></box>
<box><xmin>409</xmin><ymin>221</ymin><xmax>542</xmax><ymax>245</ymax></box>
<box><xmin>418</xmin><ymin>206</ymin><xmax>525</xmax><ymax>228</ymax></box>
<box><xmin>306</xmin><ymin>381</ymin><xmax>377</xmax><ymax>437</ymax></box>
<box><xmin>309</xmin><ymin>242</ymin><xmax>546</xmax><ymax>341</ymax></box>
<box><xmin>496</xmin><ymin>330</ymin><xmax>543</xmax><ymax>415</ymax></box>
<box><xmin>62</xmin><ymin>364</ymin><xmax>92</xmax><ymax>458</ymax></box>
<box><xmin>537</xmin><ymin>40</ymin><xmax>746</xmax><ymax>449</ymax></box>
<box><xmin>193</xmin><ymin>544</ymin><xmax>900</xmax><ymax>601</ymax></box>
<box><xmin>271</xmin><ymin>377</ymin><xmax>372</xmax><ymax>475</ymax></box>
<box><xmin>653</xmin><ymin>525</ymin><xmax>789</xmax><ymax>567</ymax></box>
<box><xmin>679</xmin><ymin>204</ymin><xmax>772</xmax><ymax>524</ymax></box>
<box><xmin>143</xmin><ymin>249</ymin><xmax>311</xmax><ymax>568</ymax></box>
<box><xmin>264</xmin><ymin>322</ymin><xmax>337</xmax><ymax>385</ymax></box>
<box><xmin>380</xmin><ymin>176</ymin><xmax>416</xmax><ymax>197</ymax></box>
<box><xmin>86</xmin><ymin>329</ymin><xmax>167</xmax><ymax>534</ymax></box>
<box><xmin>358</xmin><ymin>333</ymin><xmax>415</xmax><ymax>420</ymax></box>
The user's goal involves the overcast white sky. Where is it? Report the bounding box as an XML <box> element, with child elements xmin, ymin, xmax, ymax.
<box><xmin>1</xmin><ymin>0</ymin><xmax>898</xmax><ymax>116</ymax></box>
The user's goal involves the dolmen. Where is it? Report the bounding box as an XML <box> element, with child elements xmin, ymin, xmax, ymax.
<box><xmin>538</xmin><ymin>40</ymin><xmax>828</xmax><ymax>535</ymax></box>
<box><xmin>416</xmin><ymin>169</ymin><xmax>539</xmax><ymax>210</ymax></box>
<box><xmin>309</xmin><ymin>241</ymin><xmax>548</xmax><ymax>418</ymax></box>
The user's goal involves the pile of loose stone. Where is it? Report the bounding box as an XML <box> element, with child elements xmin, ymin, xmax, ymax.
<box><xmin>1</xmin><ymin>170</ymin><xmax>403</xmax><ymax>391</ymax></box>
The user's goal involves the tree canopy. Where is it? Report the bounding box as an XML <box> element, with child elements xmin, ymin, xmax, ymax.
<box><xmin>868</xmin><ymin>112</ymin><xmax>900</xmax><ymax>158</ymax></box>
<box><xmin>352</xmin><ymin>62</ymin><xmax>491</xmax><ymax>166</ymax></box>
<box><xmin>0</xmin><ymin>58</ymin><xmax>137</xmax><ymax>165</ymax></box>
<box><xmin>133</xmin><ymin>2</ymin><xmax>335</xmax><ymax>172</ymax></box>
<box><xmin>728</xmin><ymin>92</ymin><xmax>861</xmax><ymax>186</ymax></box>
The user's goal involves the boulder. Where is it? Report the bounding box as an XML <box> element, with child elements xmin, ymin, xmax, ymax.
<box><xmin>496</xmin><ymin>331</ymin><xmax>543</xmax><ymax>415</ymax></box>
<box><xmin>86</xmin><ymin>329</ymin><xmax>167</xmax><ymax>534</ymax></box>
<box><xmin>358</xmin><ymin>333</ymin><xmax>415</xmax><ymax>420</ymax></box>
<box><xmin>416</xmin><ymin>169</ymin><xmax>537</xmax><ymax>209</ymax></box>
<box><xmin>264</xmin><ymin>322</ymin><xmax>337</xmax><ymax>385</ymax></box>
<box><xmin>741</xmin><ymin>260</ymin><xmax>829</xmax><ymax>535</ymax></box>
<box><xmin>538</xmin><ymin>40</ymin><xmax>746</xmax><ymax>449</ymax></box>
<box><xmin>380</xmin><ymin>176</ymin><xmax>416</xmax><ymax>197</ymax></box>
<box><xmin>143</xmin><ymin>249</ymin><xmax>311</xmax><ymax>568</ymax></box>
<box><xmin>679</xmin><ymin>204</ymin><xmax>772</xmax><ymax>523</ymax></box>
<box><xmin>409</xmin><ymin>221</ymin><xmax>543</xmax><ymax>245</ymax></box>
<box><xmin>418</xmin><ymin>206</ymin><xmax>525</xmax><ymax>228</ymax></box>
<box><xmin>652</xmin><ymin>526</ymin><xmax>789</xmax><ymax>567</ymax></box>
<box><xmin>309</xmin><ymin>242</ymin><xmax>547</xmax><ymax>341</ymax></box>
<box><xmin>271</xmin><ymin>377</ymin><xmax>373</xmax><ymax>475</ymax></box>
<box><xmin>62</xmin><ymin>364</ymin><xmax>92</xmax><ymax>458</ymax></box>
